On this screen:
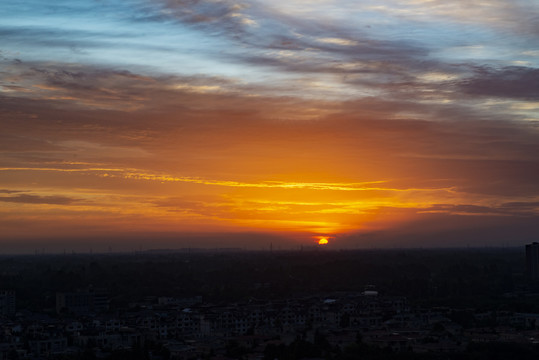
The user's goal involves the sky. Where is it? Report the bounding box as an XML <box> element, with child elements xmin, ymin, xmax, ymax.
<box><xmin>1</xmin><ymin>0</ymin><xmax>539</xmax><ymax>252</ymax></box>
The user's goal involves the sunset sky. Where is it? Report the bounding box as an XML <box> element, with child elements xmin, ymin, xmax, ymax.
<box><xmin>1</xmin><ymin>0</ymin><xmax>539</xmax><ymax>252</ymax></box>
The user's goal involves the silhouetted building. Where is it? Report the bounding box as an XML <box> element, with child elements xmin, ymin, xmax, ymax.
<box><xmin>526</xmin><ymin>242</ymin><xmax>539</xmax><ymax>280</ymax></box>
<box><xmin>0</xmin><ymin>290</ymin><xmax>16</xmax><ymax>316</ymax></box>
<box><xmin>56</xmin><ymin>287</ymin><xmax>109</xmax><ymax>314</ymax></box>
<box><xmin>28</xmin><ymin>338</ymin><xmax>67</xmax><ymax>357</ymax></box>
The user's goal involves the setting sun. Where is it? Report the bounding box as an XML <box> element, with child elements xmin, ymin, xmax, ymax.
<box><xmin>318</xmin><ymin>237</ymin><xmax>329</xmax><ymax>245</ymax></box>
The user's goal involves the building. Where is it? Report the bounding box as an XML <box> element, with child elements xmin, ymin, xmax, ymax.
<box><xmin>56</xmin><ymin>287</ymin><xmax>109</xmax><ymax>314</ymax></box>
<box><xmin>526</xmin><ymin>242</ymin><xmax>539</xmax><ymax>280</ymax></box>
<box><xmin>0</xmin><ymin>290</ymin><xmax>16</xmax><ymax>316</ymax></box>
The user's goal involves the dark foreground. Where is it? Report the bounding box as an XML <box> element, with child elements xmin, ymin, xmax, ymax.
<box><xmin>1</xmin><ymin>247</ymin><xmax>539</xmax><ymax>359</ymax></box>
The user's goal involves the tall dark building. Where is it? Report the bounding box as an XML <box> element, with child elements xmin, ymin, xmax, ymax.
<box><xmin>0</xmin><ymin>290</ymin><xmax>16</xmax><ymax>316</ymax></box>
<box><xmin>526</xmin><ymin>242</ymin><xmax>539</xmax><ymax>280</ymax></box>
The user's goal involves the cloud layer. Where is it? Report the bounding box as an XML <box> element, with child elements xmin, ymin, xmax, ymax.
<box><xmin>0</xmin><ymin>0</ymin><xmax>538</xmax><ymax>251</ymax></box>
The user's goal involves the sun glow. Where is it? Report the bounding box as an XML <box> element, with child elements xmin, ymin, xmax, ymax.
<box><xmin>317</xmin><ymin>237</ymin><xmax>329</xmax><ymax>245</ymax></box>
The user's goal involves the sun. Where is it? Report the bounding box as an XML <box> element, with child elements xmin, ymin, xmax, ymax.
<box><xmin>318</xmin><ymin>237</ymin><xmax>329</xmax><ymax>245</ymax></box>
<box><xmin>313</xmin><ymin>235</ymin><xmax>332</xmax><ymax>246</ymax></box>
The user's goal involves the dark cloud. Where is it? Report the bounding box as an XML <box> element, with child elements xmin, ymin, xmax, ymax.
<box><xmin>422</xmin><ymin>202</ymin><xmax>539</xmax><ymax>217</ymax></box>
<box><xmin>3</xmin><ymin>60</ymin><xmax>250</xmax><ymax>109</ymax></box>
<box><xmin>156</xmin><ymin>0</ymin><xmax>253</xmax><ymax>37</ymax></box>
<box><xmin>340</xmin><ymin>210</ymin><xmax>539</xmax><ymax>249</ymax></box>
<box><xmin>155</xmin><ymin>0</ymin><xmax>432</xmax><ymax>82</ymax></box>
<box><xmin>0</xmin><ymin>194</ymin><xmax>79</xmax><ymax>205</ymax></box>
<box><xmin>501</xmin><ymin>201</ymin><xmax>539</xmax><ymax>210</ymax></box>
<box><xmin>0</xmin><ymin>189</ymin><xmax>22</xmax><ymax>194</ymax></box>
<box><xmin>237</xmin><ymin>54</ymin><xmax>427</xmax><ymax>84</ymax></box>
<box><xmin>0</xmin><ymin>134</ymin><xmax>60</xmax><ymax>152</ymax></box>
<box><xmin>459</xmin><ymin>66</ymin><xmax>539</xmax><ymax>100</ymax></box>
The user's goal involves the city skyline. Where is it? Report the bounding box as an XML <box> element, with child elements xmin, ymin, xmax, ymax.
<box><xmin>1</xmin><ymin>0</ymin><xmax>539</xmax><ymax>252</ymax></box>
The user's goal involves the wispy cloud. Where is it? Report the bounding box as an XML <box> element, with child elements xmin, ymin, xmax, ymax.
<box><xmin>0</xmin><ymin>165</ymin><xmax>446</xmax><ymax>192</ymax></box>
<box><xmin>0</xmin><ymin>193</ymin><xmax>79</xmax><ymax>205</ymax></box>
